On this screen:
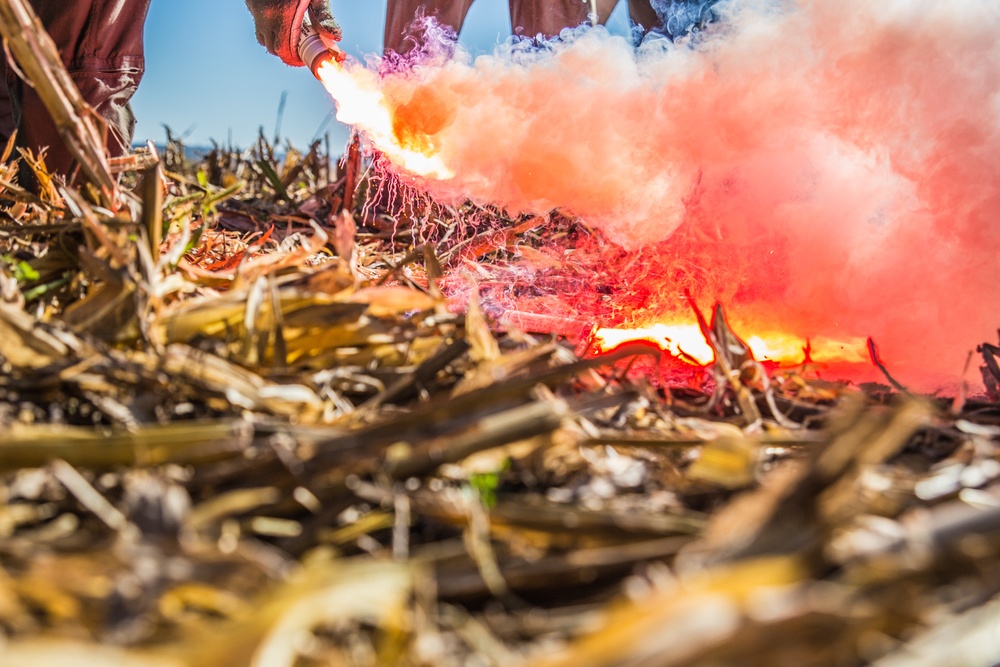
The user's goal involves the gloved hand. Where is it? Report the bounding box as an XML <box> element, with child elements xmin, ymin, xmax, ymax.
<box><xmin>245</xmin><ymin>0</ymin><xmax>342</xmax><ymax>67</ymax></box>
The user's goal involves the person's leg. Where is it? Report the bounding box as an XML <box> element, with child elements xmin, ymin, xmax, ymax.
<box><xmin>0</xmin><ymin>60</ymin><xmax>14</xmax><ymax>151</ymax></box>
<box><xmin>593</xmin><ymin>0</ymin><xmax>620</xmax><ymax>24</ymax></box>
<box><xmin>628</xmin><ymin>0</ymin><xmax>660</xmax><ymax>33</ymax></box>
<box><xmin>11</xmin><ymin>0</ymin><xmax>151</xmax><ymax>178</ymax></box>
<box><xmin>384</xmin><ymin>0</ymin><xmax>477</xmax><ymax>55</ymax></box>
<box><xmin>508</xmin><ymin>0</ymin><xmax>592</xmax><ymax>38</ymax></box>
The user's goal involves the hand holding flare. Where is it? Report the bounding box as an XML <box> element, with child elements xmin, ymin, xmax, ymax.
<box><xmin>299</xmin><ymin>22</ymin><xmax>347</xmax><ymax>76</ymax></box>
<box><xmin>246</xmin><ymin>0</ymin><xmax>342</xmax><ymax>67</ymax></box>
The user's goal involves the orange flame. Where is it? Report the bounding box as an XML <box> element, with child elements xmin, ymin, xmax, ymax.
<box><xmin>594</xmin><ymin>322</ymin><xmax>868</xmax><ymax>367</ymax></box>
<box><xmin>314</xmin><ymin>59</ymin><xmax>454</xmax><ymax>179</ymax></box>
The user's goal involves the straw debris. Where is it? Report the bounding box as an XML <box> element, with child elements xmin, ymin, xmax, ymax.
<box><xmin>1</xmin><ymin>22</ymin><xmax>1000</xmax><ymax>663</ymax></box>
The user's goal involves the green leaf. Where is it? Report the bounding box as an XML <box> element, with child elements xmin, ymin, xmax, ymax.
<box><xmin>258</xmin><ymin>159</ymin><xmax>291</xmax><ymax>201</ymax></box>
<box><xmin>22</xmin><ymin>274</ymin><xmax>71</xmax><ymax>302</ymax></box>
<box><xmin>203</xmin><ymin>180</ymin><xmax>246</xmax><ymax>212</ymax></box>
<box><xmin>14</xmin><ymin>261</ymin><xmax>39</xmax><ymax>283</ymax></box>
<box><xmin>469</xmin><ymin>459</ymin><xmax>511</xmax><ymax>509</ymax></box>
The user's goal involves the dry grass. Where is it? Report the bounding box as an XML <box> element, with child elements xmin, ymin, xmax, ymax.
<box><xmin>1</xmin><ymin>3</ymin><xmax>1000</xmax><ymax>658</ymax></box>
<box><xmin>0</xmin><ymin>128</ymin><xmax>998</xmax><ymax>666</ymax></box>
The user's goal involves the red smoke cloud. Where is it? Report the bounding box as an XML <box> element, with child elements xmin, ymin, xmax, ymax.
<box><xmin>365</xmin><ymin>0</ymin><xmax>1000</xmax><ymax>391</ymax></box>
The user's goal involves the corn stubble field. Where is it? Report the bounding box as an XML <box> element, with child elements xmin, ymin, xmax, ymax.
<box><xmin>0</xmin><ymin>126</ymin><xmax>999</xmax><ymax>667</ymax></box>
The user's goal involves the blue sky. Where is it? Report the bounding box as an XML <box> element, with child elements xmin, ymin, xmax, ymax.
<box><xmin>133</xmin><ymin>1</ymin><xmax>631</xmax><ymax>152</ymax></box>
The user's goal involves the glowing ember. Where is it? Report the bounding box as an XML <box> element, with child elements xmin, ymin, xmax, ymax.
<box><xmin>594</xmin><ymin>323</ymin><xmax>868</xmax><ymax>367</ymax></box>
<box><xmin>314</xmin><ymin>59</ymin><xmax>454</xmax><ymax>180</ymax></box>
<box><xmin>595</xmin><ymin>324</ymin><xmax>714</xmax><ymax>364</ymax></box>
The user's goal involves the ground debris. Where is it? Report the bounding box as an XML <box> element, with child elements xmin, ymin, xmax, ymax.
<box><xmin>0</xmin><ymin>137</ymin><xmax>998</xmax><ymax>667</ymax></box>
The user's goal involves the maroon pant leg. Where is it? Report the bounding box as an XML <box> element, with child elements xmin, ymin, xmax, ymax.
<box><xmin>627</xmin><ymin>0</ymin><xmax>659</xmax><ymax>32</ymax></box>
<box><xmin>0</xmin><ymin>60</ymin><xmax>14</xmax><ymax>149</ymax></box>
<box><xmin>525</xmin><ymin>0</ymin><xmax>660</xmax><ymax>35</ymax></box>
<box><xmin>384</xmin><ymin>0</ymin><xmax>477</xmax><ymax>55</ymax></box>
<box><xmin>508</xmin><ymin>0</ymin><xmax>593</xmax><ymax>37</ymax></box>
<box><xmin>8</xmin><ymin>0</ymin><xmax>151</xmax><ymax>178</ymax></box>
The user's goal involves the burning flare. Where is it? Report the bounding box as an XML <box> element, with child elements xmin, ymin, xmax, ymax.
<box><xmin>313</xmin><ymin>59</ymin><xmax>453</xmax><ymax>180</ymax></box>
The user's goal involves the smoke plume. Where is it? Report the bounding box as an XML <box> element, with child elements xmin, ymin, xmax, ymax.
<box><xmin>365</xmin><ymin>0</ymin><xmax>1000</xmax><ymax>390</ymax></box>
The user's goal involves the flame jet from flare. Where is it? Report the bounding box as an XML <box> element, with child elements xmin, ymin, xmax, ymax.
<box><xmin>312</xmin><ymin>59</ymin><xmax>454</xmax><ymax>180</ymax></box>
<box><xmin>298</xmin><ymin>22</ymin><xmax>454</xmax><ymax>179</ymax></box>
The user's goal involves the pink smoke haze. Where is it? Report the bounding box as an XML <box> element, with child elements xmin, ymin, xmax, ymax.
<box><xmin>368</xmin><ymin>0</ymin><xmax>1000</xmax><ymax>391</ymax></box>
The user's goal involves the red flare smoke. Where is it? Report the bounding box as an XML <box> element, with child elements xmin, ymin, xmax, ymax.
<box><xmin>317</xmin><ymin>0</ymin><xmax>1000</xmax><ymax>392</ymax></box>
